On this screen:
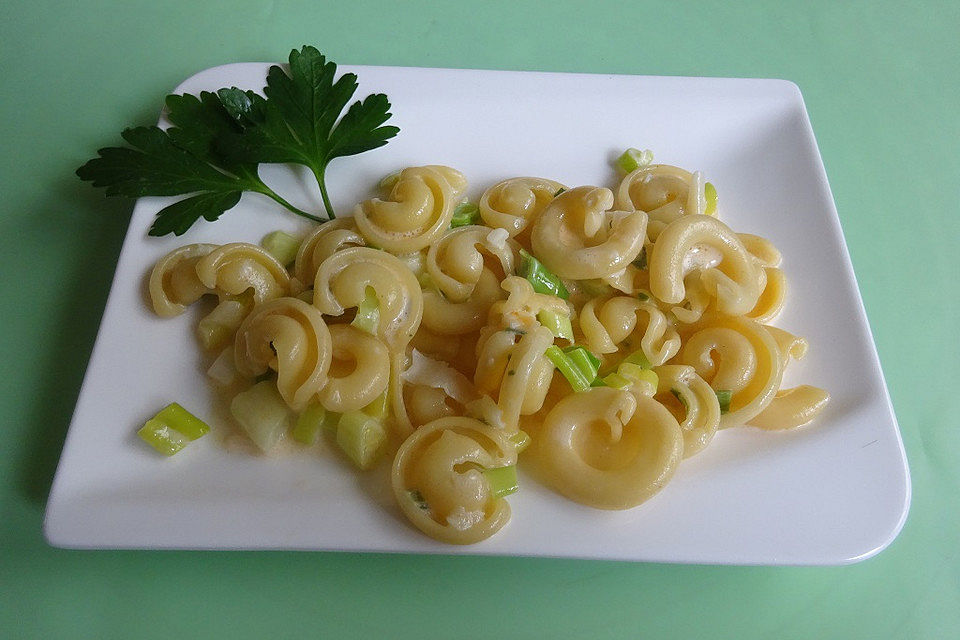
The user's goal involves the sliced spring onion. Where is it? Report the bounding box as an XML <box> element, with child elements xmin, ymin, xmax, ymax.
<box><xmin>483</xmin><ymin>465</ymin><xmax>519</xmax><ymax>498</ymax></box>
<box><xmin>632</xmin><ymin>245</ymin><xmax>647</xmax><ymax>270</ymax></box>
<box><xmin>519</xmin><ymin>249</ymin><xmax>569</xmax><ymax>300</ymax></box>
<box><xmin>450</xmin><ymin>201</ymin><xmax>481</xmax><ymax>228</ymax></box>
<box><xmin>617</xmin><ymin>148</ymin><xmax>653</xmax><ymax>173</ymax></box>
<box><xmin>636</xmin><ymin>289</ymin><xmax>651</xmax><ymax>302</ymax></box>
<box><xmin>293</xmin><ymin>402</ymin><xmax>330</xmax><ymax>445</ymax></box>
<box><xmin>155</xmin><ymin>403</ymin><xmax>210</xmax><ymax>440</ymax></box>
<box><xmin>336</xmin><ymin>411</ymin><xmax>387</xmax><ymax>470</ymax></box>
<box><xmin>138</xmin><ymin>421</ymin><xmax>189</xmax><ymax>456</ymax></box>
<box><xmin>363</xmin><ymin>391</ymin><xmax>390</xmax><ymax>421</ymax></box>
<box><xmin>230</xmin><ymin>381</ymin><xmax>292</xmax><ymax>453</ymax></box>
<box><xmin>509</xmin><ymin>430</ymin><xmax>531</xmax><ymax>453</ymax></box>
<box><xmin>617</xmin><ymin>363</ymin><xmax>659</xmax><ymax>390</ymax></box>
<box><xmin>704</xmin><ymin>182</ymin><xmax>718</xmax><ymax>216</ymax></box>
<box><xmin>207</xmin><ymin>348</ymin><xmax>238</xmax><ymax>387</ymax></box>
<box><xmin>197</xmin><ymin>299</ymin><xmax>249</xmax><ymax>351</ymax></box>
<box><xmin>537</xmin><ymin>308</ymin><xmax>574</xmax><ymax>342</ymax></box>
<box><xmin>623</xmin><ymin>349</ymin><xmax>653</xmax><ymax>369</ymax></box>
<box><xmin>351</xmin><ymin>286</ymin><xmax>380</xmax><ymax>335</ymax></box>
<box><xmin>545</xmin><ymin>345</ymin><xmax>591</xmax><ymax>392</ymax></box>
<box><xmin>602</xmin><ymin>372</ymin><xmax>632</xmax><ymax>389</ymax></box>
<box><xmin>260</xmin><ymin>230</ymin><xmax>301</xmax><ymax>266</ymax></box>
<box><xmin>554</xmin><ymin>187</ymin><xmax>566</xmax><ymax>196</ymax></box>
<box><xmin>138</xmin><ymin>403</ymin><xmax>210</xmax><ymax>456</ymax></box>
<box><xmin>715</xmin><ymin>389</ymin><xmax>732</xmax><ymax>413</ymax></box>
<box><xmin>563</xmin><ymin>345</ymin><xmax>601</xmax><ymax>381</ymax></box>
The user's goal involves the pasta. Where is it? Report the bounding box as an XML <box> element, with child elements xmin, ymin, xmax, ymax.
<box><xmin>147</xmin><ymin>155</ymin><xmax>829</xmax><ymax>545</ymax></box>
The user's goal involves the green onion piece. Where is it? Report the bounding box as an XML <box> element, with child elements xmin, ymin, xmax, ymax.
<box><xmin>197</xmin><ymin>299</ymin><xmax>249</xmax><ymax>351</ymax></box>
<box><xmin>715</xmin><ymin>389</ymin><xmax>732</xmax><ymax>413</ymax></box>
<box><xmin>616</xmin><ymin>148</ymin><xmax>653</xmax><ymax>173</ymax></box>
<box><xmin>336</xmin><ymin>411</ymin><xmax>387</xmax><ymax>470</ymax></box>
<box><xmin>138</xmin><ymin>420</ymin><xmax>190</xmax><ymax>456</ymax></box>
<box><xmin>409</xmin><ymin>489</ymin><xmax>430</xmax><ymax>510</ymax></box>
<box><xmin>563</xmin><ymin>345</ymin><xmax>601</xmax><ymax>381</ymax></box>
<box><xmin>618</xmin><ymin>363</ymin><xmax>659</xmax><ymax>389</ymax></box>
<box><xmin>704</xmin><ymin>182</ymin><xmax>718</xmax><ymax>215</ymax></box>
<box><xmin>519</xmin><ymin>249</ymin><xmax>570</xmax><ymax>300</ymax></box>
<box><xmin>545</xmin><ymin>345</ymin><xmax>591</xmax><ymax>392</ymax></box>
<box><xmin>537</xmin><ymin>309</ymin><xmax>574</xmax><ymax>342</ymax></box>
<box><xmin>151</xmin><ymin>402</ymin><xmax>210</xmax><ymax>440</ymax></box>
<box><xmin>450</xmin><ymin>201</ymin><xmax>481</xmax><ymax>228</ymax></box>
<box><xmin>509</xmin><ymin>430</ymin><xmax>531</xmax><ymax>453</ymax></box>
<box><xmin>602</xmin><ymin>372</ymin><xmax>632</xmax><ymax>389</ymax></box>
<box><xmin>554</xmin><ymin>187</ymin><xmax>566</xmax><ymax>197</ymax></box>
<box><xmin>483</xmin><ymin>465</ymin><xmax>519</xmax><ymax>498</ymax></box>
<box><xmin>636</xmin><ymin>289</ymin><xmax>651</xmax><ymax>302</ymax></box>
<box><xmin>260</xmin><ymin>230</ymin><xmax>301</xmax><ymax>266</ymax></box>
<box><xmin>623</xmin><ymin>349</ymin><xmax>653</xmax><ymax>369</ymax></box>
<box><xmin>230</xmin><ymin>381</ymin><xmax>293</xmax><ymax>453</ymax></box>
<box><xmin>351</xmin><ymin>286</ymin><xmax>380</xmax><ymax>335</ymax></box>
<box><xmin>632</xmin><ymin>245</ymin><xmax>647</xmax><ymax>270</ymax></box>
<box><xmin>363</xmin><ymin>391</ymin><xmax>390</xmax><ymax>421</ymax></box>
<box><xmin>293</xmin><ymin>402</ymin><xmax>328</xmax><ymax>445</ymax></box>
<box><xmin>670</xmin><ymin>388</ymin><xmax>690</xmax><ymax>411</ymax></box>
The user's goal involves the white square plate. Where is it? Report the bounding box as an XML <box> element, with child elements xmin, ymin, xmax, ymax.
<box><xmin>45</xmin><ymin>62</ymin><xmax>910</xmax><ymax>564</ymax></box>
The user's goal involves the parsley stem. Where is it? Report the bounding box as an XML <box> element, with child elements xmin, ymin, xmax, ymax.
<box><xmin>252</xmin><ymin>184</ymin><xmax>325</xmax><ymax>223</ymax></box>
<box><xmin>311</xmin><ymin>165</ymin><xmax>337</xmax><ymax>219</ymax></box>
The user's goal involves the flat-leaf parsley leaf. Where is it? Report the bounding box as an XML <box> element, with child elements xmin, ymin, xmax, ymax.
<box><xmin>76</xmin><ymin>46</ymin><xmax>399</xmax><ymax>236</ymax></box>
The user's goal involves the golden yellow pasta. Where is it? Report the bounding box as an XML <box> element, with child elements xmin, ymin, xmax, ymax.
<box><xmin>391</xmin><ymin>417</ymin><xmax>517</xmax><ymax>544</ymax></box>
<box><xmin>233</xmin><ymin>297</ymin><xmax>332</xmax><ymax>410</ymax></box>
<box><xmin>353</xmin><ymin>165</ymin><xmax>467</xmax><ymax>254</ymax></box>
<box><xmin>531</xmin><ymin>186</ymin><xmax>647</xmax><ymax>280</ymax></box>
<box><xmin>148</xmin><ymin>154</ymin><xmax>829</xmax><ymax>546</ymax></box>
<box><xmin>148</xmin><ymin>243</ymin><xmax>218</xmax><ymax>317</ymax></box>
<box><xmin>530</xmin><ymin>387</ymin><xmax>683</xmax><ymax>509</ymax></box>
<box><xmin>195</xmin><ymin>243</ymin><xmax>291</xmax><ymax>303</ymax></box>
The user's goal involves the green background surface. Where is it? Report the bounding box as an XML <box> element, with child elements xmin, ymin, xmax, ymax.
<box><xmin>1</xmin><ymin>1</ymin><xmax>957</xmax><ymax>637</ymax></box>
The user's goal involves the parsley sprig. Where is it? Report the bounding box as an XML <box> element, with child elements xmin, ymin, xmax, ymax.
<box><xmin>77</xmin><ymin>46</ymin><xmax>399</xmax><ymax>236</ymax></box>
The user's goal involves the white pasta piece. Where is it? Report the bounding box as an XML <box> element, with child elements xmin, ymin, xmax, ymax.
<box><xmin>578</xmin><ymin>296</ymin><xmax>680</xmax><ymax>365</ymax></box>
<box><xmin>614</xmin><ymin>163</ymin><xmax>705</xmax><ymax>219</ymax></box>
<box><xmin>391</xmin><ymin>417</ymin><xmax>517</xmax><ymax>544</ymax></box>
<box><xmin>403</xmin><ymin>349</ymin><xmax>479</xmax><ymax>406</ymax></box>
<box><xmin>531</xmin><ymin>387</ymin><xmax>683</xmax><ymax>510</ymax></box>
<box><xmin>148</xmin><ymin>243</ymin><xmax>218</xmax><ymax>317</ymax></box>
<box><xmin>653</xmin><ymin>365</ymin><xmax>721</xmax><ymax>458</ymax></box>
<box><xmin>233</xmin><ymin>297</ymin><xmax>333</xmax><ymax>411</ymax></box>
<box><xmin>474</xmin><ymin>325</ymin><xmax>555</xmax><ymax>431</ymax></box>
<box><xmin>293</xmin><ymin>218</ymin><xmax>366</xmax><ymax>291</ymax></box>
<box><xmin>676</xmin><ymin>313</ymin><xmax>783</xmax><ymax>428</ymax></box>
<box><xmin>531</xmin><ymin>186</ymin><xmax>647</xmax><ymax>280</ymax></box>
<box><xmin>747</xmin><ymin>386</ymin><xmax>830</xmax><ymax>430</ymax></box>
<box><xmin>478</xmin><ymin>176</ymin><xmax>566</xmax><ymax>238</ymax></box>
<box><xmin>195</xmin><ymin>243</ymin><xmax>291</xmax><ymax>303</ymax></box>
<box><xmin>318</xmin><ymin>324</ymin><xmax>390</xmax><ymax>413</ymax></box>
<box><xmin>649</xmin><ymin>215</ymin><xmax>764</xmax><ymax>316</ymax></box>
<box><xmin>354</xmin><ymin>165</ymin><xmax>467</xmax><ymax>254</ymax></box>
<box><xmin>312</xmin><ymin>246</ymin><xmax>423</xmax><ymax>349</ymax></box>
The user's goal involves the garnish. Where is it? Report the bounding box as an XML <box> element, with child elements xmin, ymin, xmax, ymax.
<box><xmin>77</xmin><ymin>46</ymin><xmax>399</xmax><ymax>236</ymax></box>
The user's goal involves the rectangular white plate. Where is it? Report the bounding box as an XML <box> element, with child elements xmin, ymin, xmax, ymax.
<box><xmin>45</xmin><ymin>62</ymin><xmax>910</xmax><ymax>564</ymax></box>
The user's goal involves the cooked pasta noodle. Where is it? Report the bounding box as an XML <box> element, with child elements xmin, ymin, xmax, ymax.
<box><xmin>149</xmin><ymin>243</ymin><xmax>218</xmax><ymax>317</ymax></box>
<box><xmin>354</xmin><ymin>165</ymin><xmax>468</xmax><ymax>254</ymax></box>
<box><xmin>391</xmin><ymin>417</ymin><xmax>517</xmax><ymax>544</ymax></box>
<box><xmin>148</xmin><ymin>154</ymin><xmax>829</xmax><ymax>546</ymax></box>
<box><xmin>233</xmin><ymin>297</ymin><xmax>332</xmax><ymax>410</ymax></box>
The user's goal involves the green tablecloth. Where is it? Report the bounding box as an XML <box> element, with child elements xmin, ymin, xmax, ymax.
<box><xmin>1</xmin><ymin>1</ymin><xmax>956</xmax><ymax>637</ymax></box>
